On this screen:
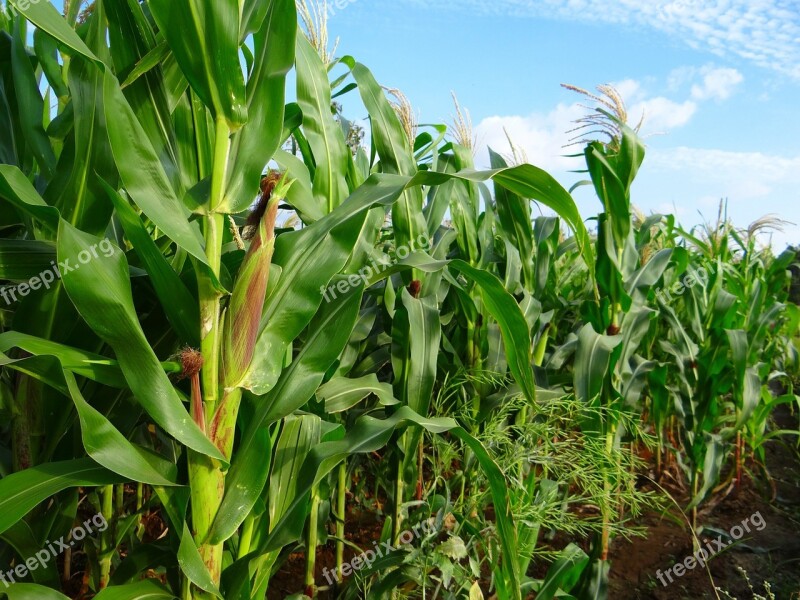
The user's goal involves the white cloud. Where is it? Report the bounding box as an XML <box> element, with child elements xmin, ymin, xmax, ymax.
<box><xmin>629</xmin><ymin>97</ymin><xmax>697</xmax><ymax>131</ymax></box>
<box><xmin>408</xmin><ymin>0</ymin><xmax>800</xmax><ymax>79</ymax></box>
<box><xmin>475</xmin><ymin>103</ymin><xmax>585</xmax><ymax>172</ymax></box>
<box><xmin>613</xmin><ymin>79</ymin><xmax>645</xmax><ymax>103</ymax></box>
<box><xmin>476</xmin><ymin>65</ymin><xmax>737</xmax><ymax>166</ymax></box>
<box><xmin>473</xmin><ymin>96</ymin><xmax>699</xmax><ymax>170</ymax></box>
<box><xmin>690</xmin><ymin>67</ymin><xmax>744</xmax><ymax>100</ymax></box>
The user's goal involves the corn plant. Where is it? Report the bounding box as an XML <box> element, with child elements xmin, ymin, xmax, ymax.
<box><xmin>0</xmin><ymin>1</ymin><xmax>464</xmax><ymax>597</ymax></box>
<box><xmin>651</xmin><ymin>211</ymin><xmax>799</xmax><ymax>525</ymax></box>
<box><xmin>0</xmin><ymin>2</ymin><xmax>797</xmax><ymax>600</ymax></box>
<box><xmin>538</xmin><ymin>88</ymin><xmax>677</xmax><ymax>597</ymax></box>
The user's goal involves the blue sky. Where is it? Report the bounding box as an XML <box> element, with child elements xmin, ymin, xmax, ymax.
<box><xmin>39</xmin><ymin>0</ymin><xmax>800</xmax><ymax>249</ymax></box>
<box><xmin>324</xmin><ymin>0</ymin><xmax>800</xmax><ymax>250</ymax></box>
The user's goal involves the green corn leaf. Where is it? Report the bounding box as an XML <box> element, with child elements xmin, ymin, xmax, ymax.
<box><xmin>241</xmin><ymin>0</ymin><xmax>271</xmax><ymax>39</ymax></box>
<box><xmin>149</xmin><ymin>0</ymin><xmax>247</xmax><ymax>129</ymax></box>
<box><xmin>178</xmin><ymin>522</ymin><xmax>222</xmax><ymax>598</ymax></box>
<box><xmin>258</xmin><ymin>279</ymin><xmax>363</xmax><ymax>424</ymax></box>
<box><xmin>617</xmin><ymin>307</ymin><xmax>656</xmax><ymax>371</ymax></box>
<box><xmin>109</xmin><ymin>545</ymin><xmax>177</xmax><ymax>587</ymax></box>
<box><xmin>450</xmin><ymin>427</ymin><xmax>522</xmax><ymax>600</ymax></box>
<box><xmin>0</xmin><ymin>352</ymin><xmax>71</xmax><ymax>396</ymax></box>
<box><xmin>0</xmin><ymin>520</ymin><xmax>60</xmax><ymax>585</ymax></box>
<box><xmin>490</xmin><ymin>165</ymin><xmax>595</xmax><ymax>289</ymax></box>
<box><xmin>9</xmin><ymin>0</ymin><xmax>99</xmax><ymax>64</ymax></box>
<box><xmin>54</xmin><ymin>57</ymin><xmax>116</xmax><ymax>237</ymax></box>
<box><xmin>534</xmin><ymin>543</ymin><xmax>589</xmax><ymax>600</ymax></box>
<box><xmin>0</xmin><ymin>459</ymin><xmax>123</xmax><ymax>536</ymax></box>
<box><xmin>391</xmin><ymin>288</ymin><xmax>441</xmax><ymax>415</ymax></box>
<box><xmin>102</xmin><ymin>70</ymin><xmax>208</xmax><ymax>265</ymax></box>
<box><xmin>624</xmin><ymin>248</ymin><xmax>673</xmax><ymax>305</ymax></box>
<box><xmin>2</xmin><ymin>349</ymin><xmax>180</xmax><ymax>486</ymax></box>
<box><xmin>119</xmin><ymin>41</ymin><xmax>169</xmax><ymax>89</ymax></box>
<box><xmin>687</xmin><ymin>433</ymin><xmax>725</xmax><ymax>510</ymax></box>
<box><xmin>63</xmin><ymin>371</ymin><xmax>180</xmax><ymax>486</ymax></box>
<box><xmin>573</xmin><ymin>323</ymin><xmax>621</xmax><ymax>408</ymax></box>
<box><xmin>0</xmin><ymin>239</ymin><xmax>56</xmax><ymax>281</ymax></box>
<box><xmin>0</xmin><ymin>331</ymin><xmax>126</xmax><ymax>388</ymax></box>
<box><xmin>242</xmin><ymin>174</ymin><xmax>408</xmax><ymax>395</ymax></box>
<box><xmin>94</xmin><ymin>580</ymin><xmax>178</xmax><ymax>599</ymax></box>
<box><xmin>318</xmin><ymin>373</ymin><xmax>398</xmax><ymax>413</ymax></box>
<box><xmin>295</xmin><ymin>33</ymin><xmax>350</xmax><ymax>214</ymax></box>
<box><xmin>0</xmin><ymin>585</ymin><xmax>71</xmax><ymax>599</ymax></box>
<box><xmin>0</xmin><ymin>164</ymin><xmax>59</xmax><ymax>230</ymax></box>
<box><xmin>103</xmin><ymin>0</ymin><xmax>181</xmax><ymax>189</ymax></box>
<box><xmin>573</xmin><ymin>557</ymin><xmax>609</xmax><ymax>600</ymax></box>
<box><xmin>102</xmin><ymin>180</ymin><xmax>200</xmax><ymax>346</ymax></box>
<box><xmin>255</xmin><ymin>407</ymin><xmax>457</xmax><ymax>554</ymax></box>
<box><xmin>203</xmin><ymin>428</ymin><xmax>270</xmax><ymax>547</ymax></box>
<box><xmin>490</xmin><ymin>149</ymin><xmax>534</xmax><ymax>290</ymax></box>
<box><xmin>726</xmin><ymin>329</ymin><xmax>762</xmax><ymax>433</ymax></box>
<box><xmin>585</xmin><ymin>142</ymin><xmax>630</xmax><ymax>254</ymax></box>
<box><xmin>449</xmin><ymin>260</ymin><xmax>536</xmax><ymax>404</ymax></box>
<box><xmin>353</xmin><ymin>62</ymin><xmax>426</xmax><ymax>248</ymax></box>
<box><xmin>32</xmin><ymin>28</ymin><xmax>68</xmax><ymax>99</ymax></box>
<box><xmin>223</xmin><ymin>0</ymin><xmax>296</xmax><ymax>213</ymax></box>
<box><xmin>274</xmin><ymin>148</ymin><xmax>322</xmax><ymax>223</ymax></box>
<box><xmin>11</xmin><ymin>18</ymin><xmax>56</xmax><ymax>178</ymax></box>
<box><xmin>209</xmin><ymin>284</ymin><xmax>363</xmax><ymax>544</ymax></box>
<box><xmin>268</xmin><ymin>415</ymin><xmax>322</xmax><ymax>527</ymax></box>
<box><xmin>56</xmin><ymin>220</ymin><xmax>224</xmax><ymax>463</ymax></box>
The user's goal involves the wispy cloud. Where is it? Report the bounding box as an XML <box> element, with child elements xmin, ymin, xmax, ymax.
<box><xmin>690</xmin><ymin>66</ymin><xmax>745</xmax><ymax>100</ymax></box>
<box><xmin>408</xmin><ymin>0</ymin><xmax>800</xmax><ymax>79</ymax></box>
<box><xmin>474</xmin><ymin>66</ymin><xmax>741</xmax><ymax>168</ymax></box>
<box><xmin>648</xmin><ymin>147</ymin><xmax>800</xmax><ymax>189</ymax></box>
<box><xmin>646</xmin><ymin>146</ymin><xmax>800</xmax><ymax>248</ymax></box>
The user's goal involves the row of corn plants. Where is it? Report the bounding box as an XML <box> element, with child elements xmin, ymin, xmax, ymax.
<box><xmin>0</xmin><ymin>1</ymin><xmax>798</xmax><ymax>599</ymax></box>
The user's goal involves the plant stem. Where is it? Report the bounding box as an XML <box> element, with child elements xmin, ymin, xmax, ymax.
<box><xmin>735</xmin><ymin>430</ymin><xmax>743</xmax><ymax>487</ymax></box>
<box><xmin>135</xmin><ymin>482</ymin><xmax>145</xmax><ymax>539</ymax></box>
<box><xmin>600</xmin><ymin>425</ymin><xmax>616</xmax><ymax>561</ymax></box>
<box><xmin>190</xmin><ymin>117</ymin><xmax>231</xmax><ymax>599</ymax></box>
<box><xmin>517</xmin><ymin>406</ymin><xmax>528</xmax><ymax>482</ymax></box>
<box><xmin>99</xmin><ymin>484</ymin><xmax>114</xmax><ymax>589</ymax></box>
<box><xmin>199</xmin><ymin>210</ymin><xmax>225</xmax><ymax>417</ymax></box>
<box><xmin>238</xmin><ymin>513</ymin><xmax>255</xmax><ymax>560</ymax></box>
<box><xmin>336</xmin><ymin>461</ymin><xmax>347</xmax><ymax>582</ymax></box>
<box><xmin>11</xmin><ymin>375</ymin><xmax>39</xmax><ymax>472</ymax></box>
<box><xmin>416</xmin><ymin>439</ymin><xmax>424</xmax><ymax>500</ymax></box>
<box><xmin>199</xmin><ymin>117</ymin><xmax>231</xmax><ymax>415</ymax></box>
<box><xmin>305</xmin><ymin>486</ymin><xmax>321</xmax><ymax>597</ymax></box>
<box><xmin>115</xmin><ymin>483</ymin><xmax>125</xmax><ymax>518</ymax></box>
<box><xmin>393</xmin><ymin>453</ymin><xmax>405</xmax><ymax>545</ymax></box>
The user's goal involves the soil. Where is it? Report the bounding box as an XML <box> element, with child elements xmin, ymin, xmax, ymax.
<box><xmin>266</xmin><ymin>507</ymin><xmax>387</xmax><ymax>600</ymax></box>
<box><xmin>608</xmin><ymin>404</ymin><xmax>800</xmax><ymax>600</ymax></box>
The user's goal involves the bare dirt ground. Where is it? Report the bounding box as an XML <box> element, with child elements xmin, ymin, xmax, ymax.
<box><xmin>609</xmin><ymin>405</ymin><xmax>800</xmax><ymax>600</ymax></box>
